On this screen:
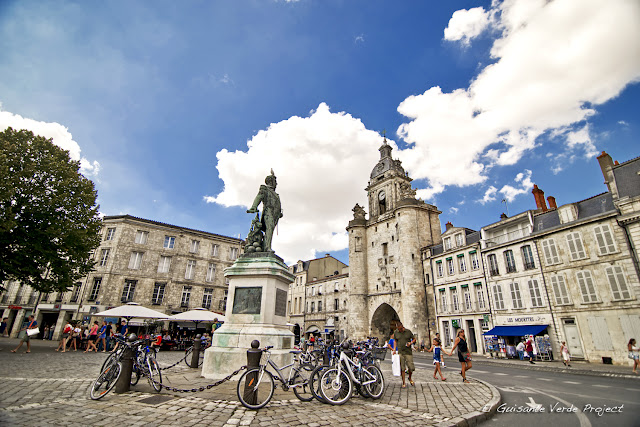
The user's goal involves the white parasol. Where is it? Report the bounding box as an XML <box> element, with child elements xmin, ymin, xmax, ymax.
<box><xmin>168</xmin><ymin>308</ymin><xmax>225</xmax><ymax>329</ymax></box>
<box><xmin>93</xmin><ymin>302</ymin><xmax>169</xmax><ymax>323</ymax></box>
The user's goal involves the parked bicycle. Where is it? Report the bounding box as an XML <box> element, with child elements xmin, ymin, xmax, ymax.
<box><xmin>318</xmin><ymin>339</ymin><xmax>385</xmax><ymax>405</ymax></box>
<box><xmin>236</xmin><ymin>345</ymin><xmax>314</xmax><ymax>409</ymax></box>
<box><xmin>184</xmin><ymin>336</ymin><xmax>211</xmax><ymax>368</ymax></box>
<box><xmin>131</xmin><ymin>340</ymin><xmax>162</xmax><ymax>392</ymax></box>
<box><xmin>89</xmin><ymin>336</ymin><xmax>140</xmax><ymax>400</ymax></box>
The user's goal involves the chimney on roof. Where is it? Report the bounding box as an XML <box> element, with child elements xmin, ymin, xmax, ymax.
<box><xmin>547</xmin><ymin>196</ymin><xmax>557</xmax><ymax>209</ymax></box>
<box><xmin>597</xmin><ymin>151</ymin><xmax>614</xmax><ymax>189</ymax></box>
<box><xmin>532</xmin><ymin>184</ymin><xmax>548</xmax><ymax>212</ymax></box>
<box><xmin>445</xmin><ymin>221</ymin><xmax>453</xmax><ymax>231</ymax></box>
<box><xmin>500</xmin><ymin>213</ymin><xmax>508</xmax><ymax>220</ymax></box>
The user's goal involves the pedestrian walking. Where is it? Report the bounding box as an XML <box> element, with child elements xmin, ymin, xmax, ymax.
<box><xmin>69</xmin><ymin>323</ymin><xmax>81</xmax><ymax>351</ymax></box>
<box><xmin>428</xmin><ymin>338</ymin><xmax>446</xmax><ymax>381</ymax></box>
<box><xmin>560</xmin><ymin>341</ymin><xmax>571</xmax><ymax>367</ymax></box>
<box><xmin>84</xmin><ymin>321</ymin><xmax>99</xmax><ymax>352</ymax></box>
<box><xmin>628</xmin><ymin>338</ymin><xmax>639</xmax><ymax>374</ymax></box>
<box><xmin>98</xmin><ymin>321</ymin><xmax>108</xmax><ymax>352</ymax></box>
<box><xmin>11</xmin><ymin>315</ymin><xmax>38</xmax><ymax>353</ymax></box>
<box><xmin>42</xmin><ymin>324</ymin><xmax>50</xmax><ymax>340</ymax></box>
<box><xmin>525</xmin><ymin>336</ymin><xmax>535</xmax><ymax>364</ymax></box>
<box><xmin>105</xmin><ymin>322</ymin><xmax>113</xmax><ymax>351</ymax></box>
<box><xmin>435</xmin><ymin>333</ymin><xmax>445</xmax><ymax>368</ymax></box>
<box><xmin>0</xmin><ymin>317</ymin><xmax>8</xmax><ymax>337</ymax></box>
<box><xmin>394</xmin><ymin>322</ymin><xmax>416</xmax><ymax>388</ymax></box>
<box><xmin>56</xmin><ymin>321</ymin><xmax>73</xmax><ymax>352</ymax></box>
<box><xmin>448</xmin><ymin>329</ymin><xmax>472</xmax><ymax>383</ymax></box>
<box><xmin>47</xmin><ymin>325</ymin><xmax>54</xmax><ymax>340</ymax></box>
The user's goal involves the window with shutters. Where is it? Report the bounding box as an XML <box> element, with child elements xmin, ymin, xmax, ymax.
<box><xmin>605</xmin><ymin>265</ymin><xmax>631</xmax><ymax>301</ymax></box>
<box><xmin>476</xmin><ymin>286</ymin><xmax>486</xmax><ymax>310</ymax></box>
<box><xmin>521</xmin><ymin>245</ymin><xmax>535</xmax><ymax>270</ymax></box>
<box><xmin>128</xmin><ymin>251</ymin><xmax>144</xmax><ymax>270</ymax></box>
<box><xmin>493</xmin><ymin>284</ymin><xmax>505</xmax><ymax>310</ymax></box>
<box><xmin>190</xmin><ymin>240</ymin><xmax>200</xmax><ymax>254</ymax></box>
<box><xmin>587</xmin><ymin>317</ymin><xmax>613</xmax><ymax>350</ymax></box>
<box><xmin>488</xmin><ymin>254</ymin><xmax>499</xmax><ymax>276</ymax></box>
<box><xmin>455</xmin><ymin>234</ymin><xmax>464</xmax><ymax>247</ymax></box>
<box><xmin>566</xmin><ymin>232</ymin><xmax>587</xmax><ymax>260</ymax></box>
<box><xmin>447</xmin><ymin>259</ymin><xmax>455</xmax><ymax>275</ymax></box>
<box><xmin>576</xmin><ymin>270</ymin><xmax>598</xmax><ymax>303</ymax></box>
<box><xmin>550</xmin><ymin>274</ymin><xmax>571</xmax><ymax>305</ymax></box>
<box><xmin>105</xmin><ymin>228</ymin><xmax>116</xmax><ymax>241</ymax></box>
<box><xmin>444</xmin><ymin>238</ymin><xmax>451</xmax><ymax>250</ymax></box>
<box><xmin>504</xmin><ymin>250</ymin><xmax>517</xmax><ymax>273</ymax></box>
<box><xmin>437</xmin><ymin>262</ymin><xmax>444</xmax><ymax>277</ymax></box>
<box><xmin>510</xmin><ymin>282</ymin><xmax>523</xmax><ymax>309</ymax></box>
<box><xmin>464</xmin><ymin>290</ymin><xmax>472</xmax><ymax>311</ymax></box>
<box><xmin>541</xmin><ymin>238</ymin><xmax>560</xmax><ymax>265</ymax></box>
<box><xmin>470</xmin><ymin>252</ymin><xmax>480</xmax><ymax>270</ymax></box>
<box><xmin>230</xmin><ymin>247</ymin><xmax>239</xmax><ymax>260</ymax></box>
<box><xmin>211</xmin><ymin>243</ymin><xmax>219</xmax><ymax>257</ymax></box>
<box><xmin>528</xmin><ymin>279</ymin><xmax>544</xmax><ymax>307</ymax></box>
<box><xmin>88</xmin><ymin>278</ymin><xmax>101</xmax><ymax>301</ymax></box>
<box><xmin>593</xmin><ymin>224</ymin><xmax>617</xmax><ymax>255</ymax></box>
<box><xmin>451</xmin><ymin>291</ymin><xmax>459</xmax><ymax>311</ymax></box>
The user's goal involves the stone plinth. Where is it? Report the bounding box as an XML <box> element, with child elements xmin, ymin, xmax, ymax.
<box><xmin>202</xmin><ymin>253</ymin><xmax>295</xmax><ymax>379</ymax></box>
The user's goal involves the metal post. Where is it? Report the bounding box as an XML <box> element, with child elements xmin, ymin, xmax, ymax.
<box><xmin>115</xmin><ymin>333</ymin><xmax>137</xmax><ymax>394</ymax></box>
<box><xmin>190</xmin><ymin>334</ymin><xmax>202</xmax><ymax>368</ymax></box>
<box><xmin>244</xmin><ymin>340</ymin><xmax>262</xmax><ymax>405</ymax></box>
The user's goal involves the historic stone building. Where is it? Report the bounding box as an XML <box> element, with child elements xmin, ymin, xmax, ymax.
<box><xmin>346</xmin><ymin>138</ymin><xmax>442</xmax><ymax>343</ymax></box>
<box><xmin>287</xmin><ymin>254</ymin><xmax>348</xmax><ymax>343</ymax></box>
<box><xmin>1</xmin><ymin>215</ymin><xmax>244</xmax><ymax>340</ymax></box>
<box><xmin>422</xmin><ymin>223</ymin><xmax>489</xmax><ymax>352</ymax></box>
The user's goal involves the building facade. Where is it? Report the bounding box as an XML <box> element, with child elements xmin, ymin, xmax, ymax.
<box><xmin>346</xmin><ymin>138</ymin><xmax>442</xmax><ymax>343</ymax></box>
<box><xmin>287</xmin><ymin>254</ymin><xmax>348</xmax><ymax>343</ymax></box>
<box><xmin>1</xmin><ymin>215</ymin><xmax>244</xmax><ymax>340</ymax></box>
<box><xmin>422</xmin><ymin>224</ymin><xmax>490</xmax><ymax>352</ymax></box>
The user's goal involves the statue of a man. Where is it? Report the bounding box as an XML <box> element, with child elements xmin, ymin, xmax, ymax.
<box><xmin>247</xmin><ymin>170</ymin><xmax>283</xmax><ymax>253</ymax></box>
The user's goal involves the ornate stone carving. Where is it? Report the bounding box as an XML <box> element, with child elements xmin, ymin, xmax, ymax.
<box><xmin>352</xmin><ymin>203</ymin><xmax>367</xmax><ymax>220</ymax></box>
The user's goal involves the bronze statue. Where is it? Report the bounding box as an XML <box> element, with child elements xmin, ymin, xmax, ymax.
<box><xmin>246</xmin><ymin>170</ymin><xmax>283</xmax><ymax>253</ymax></box>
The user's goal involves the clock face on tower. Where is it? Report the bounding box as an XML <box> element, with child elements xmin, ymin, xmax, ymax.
<box><xmin>378</xmin><ymin>190</ymin><xmax>386</xmax><ymax>201</ymax></box>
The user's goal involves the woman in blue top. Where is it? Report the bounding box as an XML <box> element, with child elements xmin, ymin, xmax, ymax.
<box><xmin>386</xmin><ymin>332</ymin><xmax>397</xmax><ymax>353</ymax></box>
<box><xmin>428</xmin><ymin>338</ymin><xmax>446</xmax><ymax>381</ymax></box>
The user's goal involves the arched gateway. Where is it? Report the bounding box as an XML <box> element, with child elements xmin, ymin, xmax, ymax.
<box><xmin>370</xmin><ymin>303</ymin><xmax>400</xmax><ymax>339</ymax></box>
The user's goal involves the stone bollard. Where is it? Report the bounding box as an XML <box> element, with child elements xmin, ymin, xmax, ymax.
<box><xmin>115</xmin><ymin>333</ymin><xmax>138</xmax><ymax>394</ymax></box>
<box><xmin>244</xmin><ymin>340</ymin><xmax>262</xmax><ymax>405</ymax></box>
<box><xmin>190</xmin><ymin>334</ymin><xmax>202</xmax><ymax>368</ymax></box>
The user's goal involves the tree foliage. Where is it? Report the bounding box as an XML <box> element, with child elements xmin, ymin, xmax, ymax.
<box><xmin>0</xmin><ymin>128</ymin><xmax>103</xmax><ymax>293</ymax></box>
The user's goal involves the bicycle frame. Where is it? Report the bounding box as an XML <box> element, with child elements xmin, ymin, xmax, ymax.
<box><xmin>258</xmin><ymin>350</ymin><xmax>306</xmax><ymax>390</ymax></box>
<box><xmin>335</xmin><ymin>350</ymin><xmax>377</xmax><ymax>386</ymax></box>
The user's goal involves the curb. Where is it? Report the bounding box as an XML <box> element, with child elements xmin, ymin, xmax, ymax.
<box><xmin>434</xmin><ymin>377</ymin><xmax>502</xmax><ymax>427</ymax></box>
<box><xmin>474</xmin><ymin>358</ymin><xmax>639</xmax><ymax>380</ymax></box>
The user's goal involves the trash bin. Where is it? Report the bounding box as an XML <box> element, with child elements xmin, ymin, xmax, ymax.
<box><xmin>602</xmin><ymin>356</ymin><xmax>612</xmax><ymax>364</ymax></box>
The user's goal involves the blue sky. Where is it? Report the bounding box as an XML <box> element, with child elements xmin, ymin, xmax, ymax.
<box><xmin>1</xmin><ymin>0</ymin><xmax>639</xmax><ymax>265</ymax></box>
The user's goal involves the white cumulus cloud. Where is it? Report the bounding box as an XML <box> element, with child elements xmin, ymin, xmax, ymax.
<box><xmin>0</xmin><ymin>107</ymin><xmax>100</xmax><ymax>177</ymax></box>
<box><xmin>205</xmin><ymin>102</ymin><xmax>384</xmax><ymax>263</ymax></box>
<box><xmin>499</xmin><ymin>169</ymin><xmax>533</xmax><ymax>202</ymax></box>
<box><xmin>398</xmin><ymin>0</ymin><xmax>640</xmax><ymax>200</ymax></box>
<box><xmin>444</xmin><ymin>7</ymin><xmax>491</xmax><ymax>45</ymax></box>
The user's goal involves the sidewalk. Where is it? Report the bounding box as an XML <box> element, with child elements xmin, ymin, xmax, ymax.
<box><xmin>0</xmin><ymin>338</ymin><xmax>501</xmax><ymax>426</ymax></box>
<box><xmin>472</xmin><ymin>354</ymin><xmax>639</xmax><ymax>379</ymax></box>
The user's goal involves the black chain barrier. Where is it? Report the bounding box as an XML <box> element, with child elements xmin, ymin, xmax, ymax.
<box><xmin>158</xmin><ymin>357</ymin><xmax>187</xmax><ymax>371</ymax></box>
<box><xmin>141</xmin><ymin>365</ymin><xmax>247</xmax><ymax>393</ymax></box>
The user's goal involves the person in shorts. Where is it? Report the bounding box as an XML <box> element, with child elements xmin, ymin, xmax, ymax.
<box><xmin>11</xmin><ymin>315</ymin><xmax>38</xmax><ymax>353</ymax></box>
<box><xmin>394</xmin><ymin>322</ymin><xmax>416</xmax><ymax>388</ymax></box>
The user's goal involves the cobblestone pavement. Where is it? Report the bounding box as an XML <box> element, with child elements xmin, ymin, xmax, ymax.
<box><xmin>0</xmin><ymin>338</ymin><xmax>498</xmax><ymax>426</ymax></box>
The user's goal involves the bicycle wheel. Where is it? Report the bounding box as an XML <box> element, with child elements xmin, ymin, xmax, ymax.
<box><xmin>237</xmin><ymin>368</ymin><xmax>275</xmax><ymax>410</ymax></box>
<box><xmin>130</xmin><ymin>363</ymin><xmax>141</xmax><ymax>386</ymax></box>
<box><xmin>309</xmin><ymin>365</ymin><xmax>329</xmax><ymax>403</ymax></box>
<box><xmin>292</xmin><ymin>364</ymin><xmax>314</xmax><ymax>402</ymax></box>
<box><xmin>363</xmin><ymin>365</ymin><xmax>385</xmax><ymax>399</ymax></box>
<box><xmin>100</xmin><ymin>351</ymin><xmax>119</xmax><ymax>373</ymax></box>
<box><xmin>90</xmin><ymin>359</ymin><xmax>121</xmax><ymax>400</ymax></box>
<box><xmin>319</xmin><ymin>368</ymin><xmax>352</xmax><ymax>406</ymax></box>
<box><xmin>147</xmin><ymin>358</ymin><xmax>163</xmax><ymax>392</ymax></box>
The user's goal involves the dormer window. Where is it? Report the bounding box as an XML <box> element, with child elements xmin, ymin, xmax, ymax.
<box><xmin>455</xmin><ymin>234</ymin><xmax>464</xmax><ymax>247</ymax></box>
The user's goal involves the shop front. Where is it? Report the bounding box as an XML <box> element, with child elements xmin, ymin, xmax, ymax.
<box><xmin>483</xmin><ymin>314</ymin><xmax>555</xmax><ymax>360</ymax></box>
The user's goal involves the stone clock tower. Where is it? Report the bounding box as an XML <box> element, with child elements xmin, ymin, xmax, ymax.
<box><xmin>347</xmin><ymin>137</ymin><xmax>442</xmax><ymax>343</ymax></box>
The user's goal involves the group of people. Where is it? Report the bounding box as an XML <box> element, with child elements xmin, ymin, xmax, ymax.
<box><xmin>54</xmin><ymin>319</ymin><xmax>128</xmax><ymax>353</ymax></box>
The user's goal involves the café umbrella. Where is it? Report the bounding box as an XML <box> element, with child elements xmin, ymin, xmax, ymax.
<box><xmin>168</xmin><ymin>308</ymin><xmax>225</xmax><ymax>330</ymax></box>
<box><xmin>93</xmin><ymin>302</ymin><xmax>170</xmax><ymax>324</ymax></box>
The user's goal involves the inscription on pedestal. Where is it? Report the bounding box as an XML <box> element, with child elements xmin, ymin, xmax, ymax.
<box><xmin>275</xmin><ymin>288</ymin><xmax>287</xmax><ymax>317</ymax></box>
<box><xmin>232</xmin><ymin>287</ymin><xmax>262</xmax><ymax>314</ymax></box>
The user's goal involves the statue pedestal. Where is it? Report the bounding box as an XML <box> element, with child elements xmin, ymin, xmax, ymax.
<box><xmin>202</xmin><ymin>253</ymin><xmax>295</xmax><ymax>379</ymax></box>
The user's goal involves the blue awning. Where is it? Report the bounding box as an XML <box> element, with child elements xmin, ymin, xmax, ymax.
<box><xmin>482</xmin><ymin>325</ymin><xmax>548</xmax><ymax>336</ymax></box>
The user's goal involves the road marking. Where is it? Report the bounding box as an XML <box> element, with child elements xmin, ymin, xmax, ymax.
<box><xmin>563</xmin><ymin>381</ymin><xmax>581</xmax><ymax>384</ymax></box>
<box><xmin>625</xmin><ymin>388</ymin><xmax>640</xmax><ymax>392</ymax></box>
<box><xmin>515</xmin><ymin>375</ymin><xmax>529</xmax><ymax>378</ymax></box>
<box><xmin>592</xmin><ymin>385</ymin><xmax>611</xmax><ymax>388</ymax></box>
<box><xmin>494</xmin><ymin>372</ymin><xmax>508</xmax><ymax>376</ymax></box>
<box><xmin>526</xmin><ymin>396</ymin><xmax>543</xmax><ymax>411</ymax></box>
<box><xmin>472</xmin><ymin>369</ymin><xmax>488</xmax><ymax>373</ymax></box>
<box><xmin>538</xmin><ymin>378</ymin><xmax>552</xmax><ymax>381</ymax></box>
